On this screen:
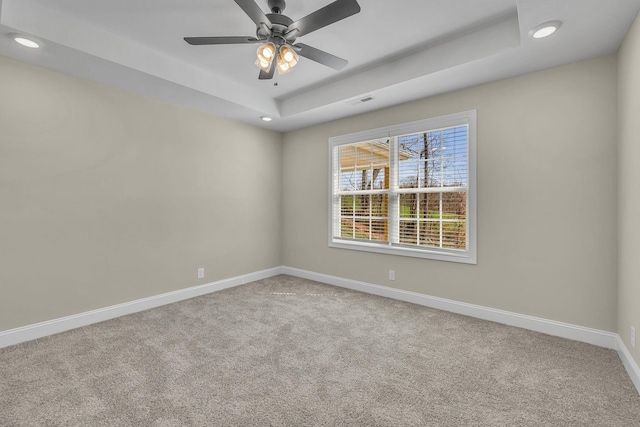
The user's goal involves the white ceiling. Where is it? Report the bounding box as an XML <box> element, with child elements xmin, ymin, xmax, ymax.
<box><xmin>1</xmin><ymin>0</ymin><xmax>639</xmax><ymax>132</ymax></box>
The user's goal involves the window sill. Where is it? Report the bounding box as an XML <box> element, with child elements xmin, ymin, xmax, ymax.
<box><xmin>329</xmin><ymin>239</ymin><xmax>477</xmax><ymax>264</ymax></box>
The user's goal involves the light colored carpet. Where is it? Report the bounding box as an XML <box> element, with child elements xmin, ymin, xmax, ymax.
<box><xmin>1</xmin><ymin>275</ymin><xmax>639</xmax><ymax>426</ymax></box>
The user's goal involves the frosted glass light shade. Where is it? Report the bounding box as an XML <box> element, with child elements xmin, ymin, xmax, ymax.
<box><xmin>255</xmin><ymin>42</ymin><xmax>276</xmax><ymax>72</ymax></box>
<box><xmin>276</xmin><ymin>45</ymin><xmax>298</xmax><ymax>75</ymax></box>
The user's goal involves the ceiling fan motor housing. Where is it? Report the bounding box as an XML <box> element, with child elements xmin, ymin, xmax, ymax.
<box><xmin>257</xmin><ymin>13</ymin><xmax>297</xmax><ymax>44</ymax></box>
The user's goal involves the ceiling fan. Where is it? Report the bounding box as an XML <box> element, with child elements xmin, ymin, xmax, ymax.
<box><xmin>184</xmin><ymin>0</ymin><xmax>361</xmax><ymax>80</ymax></box>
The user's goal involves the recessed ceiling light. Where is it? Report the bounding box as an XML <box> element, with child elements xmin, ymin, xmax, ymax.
<box><xmin>531</xmin><ymin>21</ymin><xmax>562</xmax><ymax>39</ymax></box>
<box><xmin>14</xmin><ymin>36</ymin><xmax>40</xmax><ymax>49</ymax></box>
<box><xmin>260</xmin><ymin>116</ymin><xmax>273</xmax><ymax>122</ymax></box>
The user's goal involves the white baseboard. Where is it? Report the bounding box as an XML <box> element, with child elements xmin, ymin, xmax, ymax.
<box><xmin>616</xmin><ymin>336</ymin><xmax>640</xmax><ymax>394</ymax></box>
<box><xmin>0</xmin><ymin>266</ymin><xmax>283</xmax><ymax>349</ymax></box>
<box><xmin>281</xmin><ymin>267</ymin><xmax>618</xmax><ymax>348</ymax></box>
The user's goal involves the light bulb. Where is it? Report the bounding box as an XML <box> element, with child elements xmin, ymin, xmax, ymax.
<box><xmin>255</xmin><ymin>58</ymin><xmax>273</xmax><ymax>72</ymax></box>
<box><xmin>256</xmin><ymin>42</ymin><xmax>276</xmax><ymax>62</ymax></box>
<box><xmin>283</xmin><ymin>51</ymin><xmax>294</xmax><ymax>62</ymax></box>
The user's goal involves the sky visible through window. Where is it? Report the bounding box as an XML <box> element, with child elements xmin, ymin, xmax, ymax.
<box><xmin>398</xmin><ymin>126</ymin><xmax>468</xmax><ymax>189</ymax></box>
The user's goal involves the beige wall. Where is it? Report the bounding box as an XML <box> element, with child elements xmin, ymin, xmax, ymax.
<box><xmin>0</xmin><ymin>50</ymin><xmax>626</xmax><ymax>338</ymax></box>
<box><xmin>618</xmin><ymin>12</ymin><xmax>640</xmax><ymax>365</ymax></box>
<box><xmin>283</xmin><ymin>55</ymin><xmax>619</xmax><ymax>331</ymax></box>
<box><xmin>0</xmin><ymin>56</ymin><xmax>283</xmax><ymax>331</ymax></box>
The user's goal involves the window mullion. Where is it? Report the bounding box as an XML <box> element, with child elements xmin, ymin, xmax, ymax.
<box><xmin>332</xmin><ymin>146</ymin><xmax>341</xmax><ymax>239</ymax></box>
<box><xmin>389</xmin><ymin>136</ymin><xmax>399</xmax><ymax>245</ymax></box>
<box><xmin>368</xmin><ymin>194</ymin><xmax>372</xmax><ymax>241</ymax></box>
<box><xmin>439</xmin><ymin>192</ymin><xmax>443</xmax><ymax>248</ymax></box>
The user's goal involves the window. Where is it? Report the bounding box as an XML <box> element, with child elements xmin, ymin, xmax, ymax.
<box><xmin>329</xmin><ymin>110</ymin><xmax>476</xmax><ymax>263</ymax></box>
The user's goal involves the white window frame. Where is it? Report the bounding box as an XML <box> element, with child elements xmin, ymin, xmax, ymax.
<box><xmin>328</xmin><ymin>110</ymin><xmax>477</xmax><ymax>264</ymax></box>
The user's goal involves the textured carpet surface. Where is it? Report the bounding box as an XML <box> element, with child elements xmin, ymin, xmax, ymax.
<box><xmin>1</xmin><ymin>275</ymin><xmax>639</xmax><ymax>426</ymax></box>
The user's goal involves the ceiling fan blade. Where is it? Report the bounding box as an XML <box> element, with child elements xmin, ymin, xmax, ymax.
<box><xmin>259</xmin><ymin>66</ymin><xmax>275</xmax><ymax>80</ymax></box>
<box><xmin>288</xmin><ymin>0</ymin><xmax>360</xmax><ymax>38</ymax></box>
<box><xmin>234</xmin><ymin>0</ymin><xmax>272</xmax><ymax>30</ymax></box>
<box><xmin>184</xmin><ymin>36</ymin><xmax>260</xmax><ymax>45</ymax></box>
<box><xmin>295</xmin><ymin>43</ymin><xmax>348</xmax><ymax>70</ymax></box>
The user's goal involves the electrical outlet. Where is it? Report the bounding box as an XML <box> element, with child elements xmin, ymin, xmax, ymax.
<box><xmin>632</xmin><ymin>326</ymin><xmax>636</xmax><ymax>349</ymax></box>
<box><xmin>389</xmin><ymin>270</ymin><xmax>395</xmax><ymax>281</ymax></box>
<box><xmin>197</xmin><ymin>268</ymin><xmax>205</xmax><ymax>279</ymax></box>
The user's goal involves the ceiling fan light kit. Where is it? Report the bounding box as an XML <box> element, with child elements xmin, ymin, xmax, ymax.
<box><xmin>184</xmin><ymin>0</ymin><xmax>361</xmax><ymax>80</ymax></box>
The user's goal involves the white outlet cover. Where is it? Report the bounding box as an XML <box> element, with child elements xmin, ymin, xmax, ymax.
<box><xmin>632</xmin><ymin>326</ymin><xmax>636</xmax><ymax>349</ymax></box>
<box><xmin>197</xmin><ymin>268</ymin><xmax>205</xmax><ymax>279</ymax></box>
